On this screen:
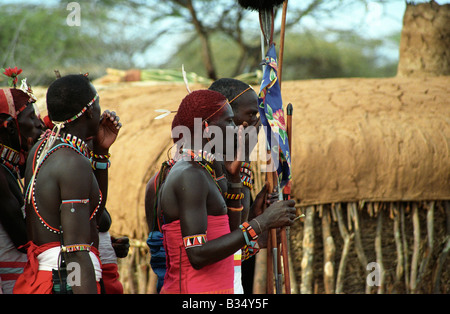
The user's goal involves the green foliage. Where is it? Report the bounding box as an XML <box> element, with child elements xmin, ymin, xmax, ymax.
<box><xmin>282</xmin><ymin>31</ymin><xmax>398</xmax><ymax>79</ymax></box>
<box><xmin>0</xmin><ymin>4</ymin><xmax>109</xmax><ymax>85</ymax></box>
<box><xmin>166</xmin><ymin>30</ymin><xmax>399</xmax><ymax>80</ymax></box>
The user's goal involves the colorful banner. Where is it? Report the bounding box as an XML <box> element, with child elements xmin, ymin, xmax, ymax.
<box><xmin>258</xmin><ymin>43</ymin><xmax>291</xmax><ymax>188</ymax></box>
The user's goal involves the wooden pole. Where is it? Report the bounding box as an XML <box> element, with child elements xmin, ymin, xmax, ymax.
<box><xmin>277</xmin><ymin>1</ymin><xmax>291</xmax><ymax>293</ymax></box>
<box><xmin>278</xmin><ymin>0</ymin><xmax>288</xmax><ymax>88</ymax></box>
<box><xmin>260</xmin><ymin>0</ymin><xmax>291</xmax><ymax>294</ymax></box>
<box><xmin>322</xmin><ymin>206</ymin><xmax>335</xmax><ymax>294</ymax></box>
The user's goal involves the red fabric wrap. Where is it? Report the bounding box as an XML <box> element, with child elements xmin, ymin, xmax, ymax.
<box><xmin>160</xmin><ymin>215</ymin><xmax>234</xmax><ymax>294</ymax></box>
<box><xmin>101</xmin><ymin>263</ymin><xmax>123</xmax><ymax>294</ymax></box>
<box><xmin>13</xmin><ymin>241</ymin><xmax>102</xmax><ymax>294</ymax></box>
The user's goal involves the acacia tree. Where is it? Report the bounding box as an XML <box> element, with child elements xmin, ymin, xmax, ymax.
<box><xmin>135</xmin><ymin>0</ymin><xmax>398</xmax><ymax>80</ymax></box>
<box><xmin>104</xmin><ymin>0</ymin><xmax>355</xmax><ymax>79</ymax></box>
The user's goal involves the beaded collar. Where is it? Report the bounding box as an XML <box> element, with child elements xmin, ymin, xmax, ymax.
<box><xmin>0</xmin><ymin>143</ymin><xmax>21</xmax><ymax>178</ymax></box>
<box><xmin>180</xmin><ymin>148</ymin><xmax>215</xmax><ymax>164</ymax></box>
<box><xmin>59</xmin><ymin>133</ymin><xmax>90</xmax><ymax>159</ymax></box>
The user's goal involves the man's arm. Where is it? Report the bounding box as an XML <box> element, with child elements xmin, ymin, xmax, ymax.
<box><xmin>58</xmin><ymin>153</ymin><xmax>98</xmax><ymax>294</ymax></box>
<box><xmin>144</xmin><ymin>173</ymin><xmax>158</xmax><ymax>233</ymax></box>
<box><xmin>92</xmin><ymin>110</ymin><xmax>121</xmax><ymax>220</ymax></box>
<box><xmin>175</xmin><ymin>166</ymin><xmax>296</xmax><ymax>270</ymax></box>
<box><xmin>0</xmin><ymin>170</ymin><xmax>27</xmax><ymax>249</ymax></box>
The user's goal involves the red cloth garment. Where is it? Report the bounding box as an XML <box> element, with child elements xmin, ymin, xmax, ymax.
<box><xmin>101</xmin><ymin>263</ymin><xmax>123</xmax><ymax>294</ymax></box>
<box><xmin>13</xmin><ymin>241</ymin><xmax>102</xmax><ymax>294</ymax></box>
<box><xmin>13</xmin><ymin>241</ymin><xmax>59</xmax><ymax>294</ymax></box>
<box><xmin>160</xmin><ymin>215</ymin><xmax>234</xmax><ymax>294</ymax></box>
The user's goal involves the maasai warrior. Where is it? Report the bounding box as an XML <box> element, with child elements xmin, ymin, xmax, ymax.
<box><xmin>209</xmin><ymin>78</ymin><xmax>260</xmax><ymax>222</ymax></box>
<box><xmin>0</xmin><ymin>68</ymin><xmax>44</xmax><ymax>294</ymax></box>
<box><xmin>157</xmin><ymin>89</ymin><xmax>296</xmax><ymax>294</ymax></box>
<box><xmin>14</xmin><ymin>74</ymin><xmax>122</xmax><ymax>294</ymax></box>
<box><xmin>209</xmin><ymin>78</ymin><xmax>261</xmax><ymax>294</ymax></box>
<box><xmin>144</xmin><ymin>79</ymin><xmax>260</xmax><ymax>293</ymax></box>
<box><xmin>145</xmin><ymin>79</ymin><xmax>263</xmax><ymax>293</ymax></box>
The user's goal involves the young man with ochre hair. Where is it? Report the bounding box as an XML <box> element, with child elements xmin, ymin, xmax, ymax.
<box><xmin>209</xmin><ymin>78</ymin><xmax>262</xmax><ymax>294</ymax></box>
<box><xmin>158</xmin><ymin>89</ymin><xmax>296</xmax><ymax>294</ymax></box>
<box><xmin>145</xmin><ymin>79</ymin><xmax>264</xmax><ymax>293</ymax></box>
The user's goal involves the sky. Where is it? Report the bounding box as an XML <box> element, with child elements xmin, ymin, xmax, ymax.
<box><xmin>3</xmin><ymin>0</ymin><xmax>450</xmax><ymax>67</ymax></box>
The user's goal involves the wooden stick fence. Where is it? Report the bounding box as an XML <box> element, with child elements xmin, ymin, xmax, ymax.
<box><xmin>290</xmin><ymin>200</ymin><xmax>450</xmax><ymax>294</ymax></box>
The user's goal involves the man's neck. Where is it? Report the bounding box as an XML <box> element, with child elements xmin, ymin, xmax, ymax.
<box><xmin>61</xmin><ymin>124</ymin><xmax>90</xmax><ymax>141</ymax></box>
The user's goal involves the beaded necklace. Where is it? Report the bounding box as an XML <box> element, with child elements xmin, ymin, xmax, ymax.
<box><xmin>59</xmin><ymin>133</ymin><xmax>90</xmax><ymax>159</ymax></box>
<box><xmin>26</xmin><ymin>133</ymin><xmax>101</xmax><ymax>234</ymax></box>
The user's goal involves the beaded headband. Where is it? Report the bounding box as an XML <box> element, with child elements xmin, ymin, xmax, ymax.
<box><xmin>52</xmin><ymin>93</ymin><xmax>99</xmax><ymax>125</ymax></box>
<box><xmin>228</xmin><ymin>86</ymin><xmax>253</xmax><ymax>104</ymax></box>
<box><xmin>202</xmin><ymin>99</ymin><xmax>229</xmax><ymax>123</ymax></box>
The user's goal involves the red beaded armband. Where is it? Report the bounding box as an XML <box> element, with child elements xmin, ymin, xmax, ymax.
<box><xmin>183</xmin><ymin>234</ymin><xmax>207</xmax><ymax>249</ymax></box>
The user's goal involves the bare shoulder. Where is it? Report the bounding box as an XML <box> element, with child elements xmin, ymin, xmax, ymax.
<box><xmin>165</xmin><ymin>161</ymin><xmax>210</xmax><ymax>193</ymax></box>
<box><xmin>39</xmin><ymin>147</ymin><xmax>93</xmax><ymax>194</ymax></box>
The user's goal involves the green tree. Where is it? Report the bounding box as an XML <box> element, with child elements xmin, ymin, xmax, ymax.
<box><xmin>165</xmin><ymin>30</ymin><xmax>398</xmax><ymax>81</ymax></box>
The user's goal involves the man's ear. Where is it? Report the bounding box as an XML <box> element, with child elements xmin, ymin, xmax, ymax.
<box><xmin>86</xmin><ymin>106</ymin><xmax>93</xmax><ymax>119</ymax></box>
<box><xmin>5</xmin><ymin>117</ymin><xmax>17</xmax><ymax>136</ymax></box>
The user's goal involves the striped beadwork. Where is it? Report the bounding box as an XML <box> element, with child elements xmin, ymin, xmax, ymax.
<box><xmin>60</xmin><ymin>133</ymin><xmax>90</xmax><ymax>158</ymax></box>
<box><xmin>240</xmin><ymin>161</ymin><xmax>253</xmax><ymax>190</ymax></box>
<box><xmin>0</xmin><ymin>143</ymin><xmax>21</xmax><ymax>165</ymax></box>
<box><xmin>224</xmin><ymin>192</ymin><xmax>245</xmax><ymax>200</ymax></box>
<box><xmin>183</xmin><ymin>233</ymin><xmax>207</xmax><ymax>249</ymax></box>
<box><xmin>61</xmin><ymin>244</ymin><xmax>91</xmax><ymax>253</ymax></box>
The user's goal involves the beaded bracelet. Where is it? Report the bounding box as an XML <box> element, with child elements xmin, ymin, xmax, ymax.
<box><xmin>241</xmin><ymin>162</ymin><xmax>252</xmax><ymax>170</ymax></box>
<box><xmin>224</xmin><ymin>192</ymin><xmax>245</xmax><ymax>200</ymax></box>
<box><xmin>90</xmin><ymin>152</ymin><xmax>111</xmax><ymax>160</ymax></box>
<box><xmin>241</xmin><ymin>174</ymin><xmax>253</xmax><ymax>190</ymax></box>
<box><xmin>240</xmin><ymin>167</ymin><xmax>252</xmax><ymax>176</ymax></box>
<box><xmin>61</xmin><ymin>244</ymin><xmax>91</xmax><ymax>253</ymax></box>
<box><xmin>239</xmin><ymin>222</ymin><xmax>260</xmax><ymax>260</ymax></box>
<box><xmin>91</xmin><ymin>159</ymin><xmax>111</xmax><ymax>170</ymax></box>
<box><xmin>241</xmin><ymin>222</ymin><xmax>258</xmax><ymax>241</ymax></box>
<box><xmin>240</xmin><ymin>161</ymin><xmax>253</xmax><ymax>190</ymax></box>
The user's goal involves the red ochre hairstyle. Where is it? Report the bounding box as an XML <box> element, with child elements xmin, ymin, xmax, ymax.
<box><xmin>171</xmin><ymin>89</ymin><xmax>227</xmax><ymax>143</ymax></box>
